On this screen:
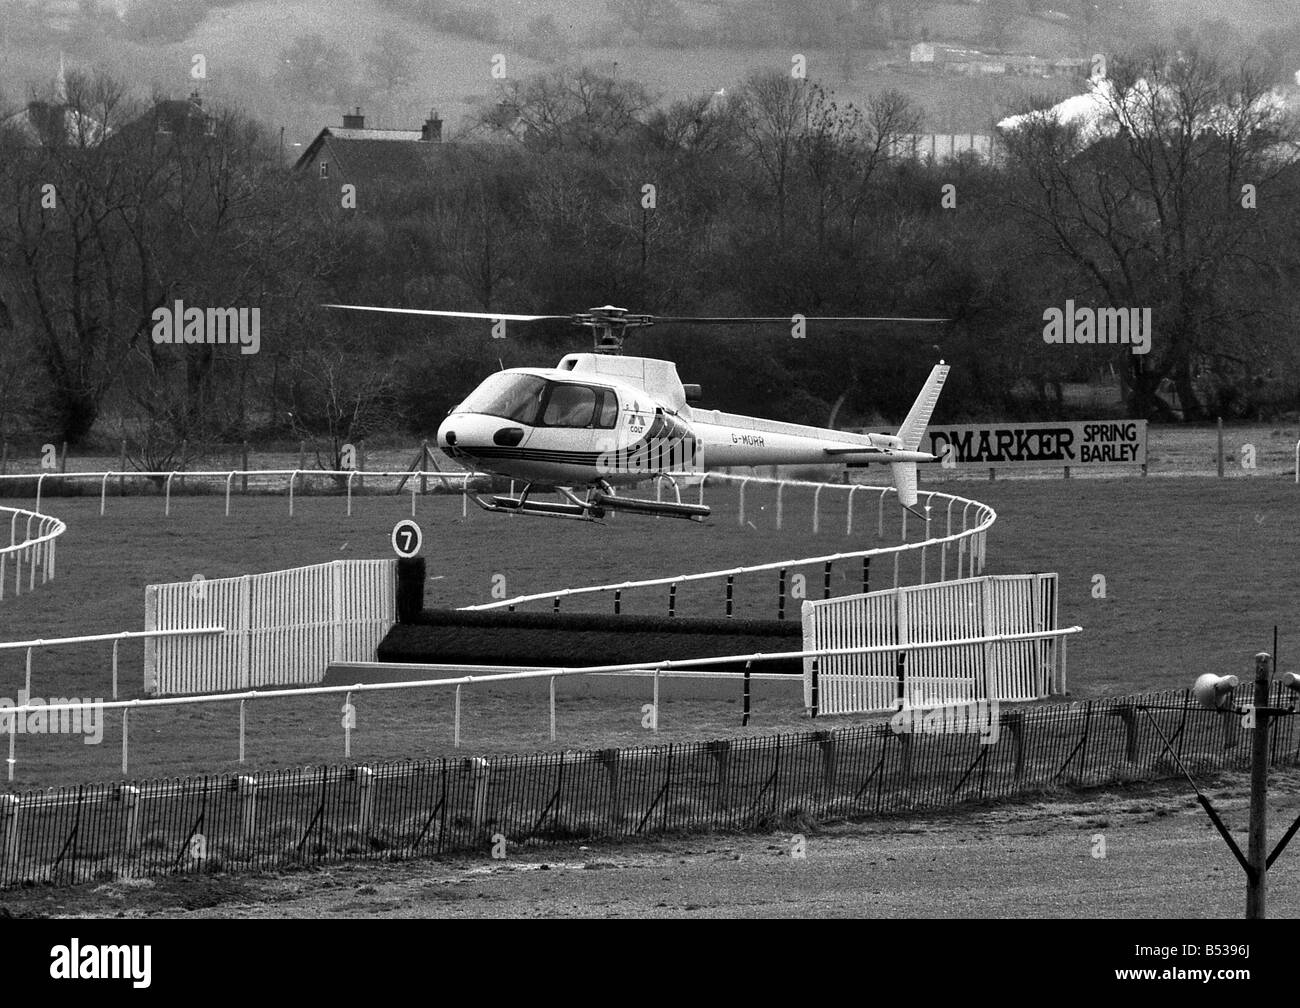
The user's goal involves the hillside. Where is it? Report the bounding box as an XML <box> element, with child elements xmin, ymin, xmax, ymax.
<box><xmin>3</xmin><ymin>0</ymin><xmax>1290</xmax><ymax>149</ymax></box>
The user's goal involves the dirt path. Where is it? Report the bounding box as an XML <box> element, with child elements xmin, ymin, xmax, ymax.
<box><xmin>5</xmin><ymin>774</ymin><xmax>1297</xmax><ymax>919</ymax></box>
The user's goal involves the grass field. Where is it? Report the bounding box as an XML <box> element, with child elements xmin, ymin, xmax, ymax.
<box><xmin>1</xmin><ymin>454</ymin><xmax>1298</xmax><ymax>787</ymax></box>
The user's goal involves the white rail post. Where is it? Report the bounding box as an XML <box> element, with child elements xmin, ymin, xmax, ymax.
<box><xmin>111</xmin><ymin>638</ymin><xmax>119</xmax><ymax>700</ymax></box>
<box><xmin>454</xmin><ymin>684</ymin><xmax>461</xmax><ymax>747</ymax></box>
<box><xmin>24</xmin><ymin>644</ymin><xmax>33</xmax><ymax>696</ymax></box>
<box><xmin>846</xmin><ymin>485</ymin><xmax>861</xmax><ymax>536</ymax></box>
<box><xmin>549</xmin><ymin>676</ymin><xmax>556</xmax><ymax>742</ymax></box>
<box><xmin>920</xmin><ymin>499</ymin><xmax>932</xmax><ymax>584</ymax></box>
<box><xmin>288</xmin><ymin>470</ymin><xmax>298</xmax><ymax>517</ymax></box>
<box><xmin>121</xmin><ymin>708</ymin><xmax>129</xmax><ymax>775</ymax></box>
<box><xmin>343</xmin><ymin>690</ymin><xmax>353</xmax><ymax>757</ymax></box>
<box><xmin>35</xmin><ymin>473</ymin><xmax>44</xmax><ymax>513</ymax></box>
<box><xmin>164</xmin><ymin>471</ymin><xmax>176</xmax><ymax>516</ymax></box>
<box><xmin>5</xmin><ymin>712</ymin><xmax>14</xmax><ymax>781</ymax></box>
<box><xmin>238</xmin><ymin>698</ymin><xmax>246</xmax><ymax>763</ymax></box>
<box><xmin>812</xmin><ymin>485</ymin><xmax>823</xmax><ymax>534</ymax></box>
<box><xmin>776</xmin><ymin>481</ymin><xmax>787</xmax><ymax>529</ymax></box>
<box><xmin>894</xmin><ymin>507</ymin><xmax>906</xmax><ymax>588</ymax></box>
<box><xmin>122</xmin><ymin>785</ymin><xmax>141</xmax><ymax>856</ymax></box>
<box><xmin>941</xmin><ymin>498</ymin><xmax>954</xmax><ymax>581</ymax></box>
<box><xmin>238</xmin><ymin>775</ymin><xmax>257</xmax><ymax>839</ymax></box>
<box><xmin>878</xmin><ymin>489</ymin><xmax>887</xmax><ymax>538</ymax></box>
<box><xmin>100</xmin><ymin>473</ymin><xmax>110</xmax><ymax>516</ymax></box>
<box><xmin>224</xmin><ymin>472</ymin><xmax>235</xmax><ymax>517</ymax></box>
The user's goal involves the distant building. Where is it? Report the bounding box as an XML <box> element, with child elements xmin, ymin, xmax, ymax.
<box><xmin>0</xmin><ymin>54</ymin><xmax>109</xmax><ymax>148</ymax></box>
<box><xmin>890</xmin><ymin>133</ymin><xmax>1001</xmax><ymax>164</ymax></box>
<box><xmin>910</xmin><ymin>41</ymin><xmax>1087</xmax><ymax>78</ymax></box>
<box><xmin>293</xmin><ymin>108</ymin><xmax>449</xmax><ymax>190</ymax></box>
<box><xmin>115</xmin><ymin>91</ymin><xmax>215</xmax><ymax>144</ymax></box>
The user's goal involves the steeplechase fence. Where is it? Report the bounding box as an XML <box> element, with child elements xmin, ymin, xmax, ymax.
<box><xmin>2</xmin><ymin>685</ymin><xmax>1295</xmax><ymax>889</ymax></box>
<box><xmin>802</xmin><ymin>574</ymin><xmax>1065</xmax><ymax>715</ymax></box>
<box><xmin>0</xmin><ymin>506</ymin><xmax>65</xmax><ymax>600</ymax></box>
<box><xmin>144</xmin><ymin>560</ymin><xmax>396</xmax><ymax>695</ymax></box>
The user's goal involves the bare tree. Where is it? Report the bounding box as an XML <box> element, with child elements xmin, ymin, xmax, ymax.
<box><xmin>999</xmin><ymin>48</ymin><xmax>1300</xmax><ymax>418</ymax></box>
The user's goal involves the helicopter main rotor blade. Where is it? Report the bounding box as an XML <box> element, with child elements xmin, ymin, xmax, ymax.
<box><xmin>323</xmin><ymin>304</ymin><xmax>569</xmax><ymax>322</ymax></box>
<box><xmin>651</xmin><ymin>315</ymin><xmax>952</xmax><ymax>325</ymax></box>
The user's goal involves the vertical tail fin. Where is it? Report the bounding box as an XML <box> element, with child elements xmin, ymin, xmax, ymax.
<box><xmin>891</xmin><ymin>362</ymin><xmax>949</xmax><ymax>508</ymax></box>
<box><xmin>896</xmin><ymin>362</ymin><xmax>949</xmax><ymax>452</ymax></box>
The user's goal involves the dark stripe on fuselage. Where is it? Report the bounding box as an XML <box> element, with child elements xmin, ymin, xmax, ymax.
<box><xmin>445</xmin><ymin>415</ymin><xmax>699</xmax><ymax>471</ymax></box>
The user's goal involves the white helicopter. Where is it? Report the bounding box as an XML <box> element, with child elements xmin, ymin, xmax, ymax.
<box><xmin>327</xmin><ymin>303</ymin><xmax>949</xmax><ymax>522</ymax></box>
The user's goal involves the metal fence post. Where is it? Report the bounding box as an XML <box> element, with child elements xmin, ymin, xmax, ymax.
<box><xmin>355</xmin><ymin>766</ymin><xmax>374</xmax><ymax>834</ymax></box>
<box><xmin>1109</xmin><ymin>704</ymin><xmax>1139</xmax><ymax>763</ymax></box>
<box><xmin>599</xmin><ymin>748</ymin><xmax>623</xmax><ymax>828</ymax></box>
<box><xmin>1001</xmin><ymin>709</ymin><xmax>1024</xmax><ymax>780</ymax></box>
<box><xmin>122</xmin><ymin>785</ymin><xmax>141</xmax><ymax>856</ymax></box>
<box><xmin>469</xmin><ymin>757</ymin><xmax>490</xmax><ymax>835</ymax></box>
<box><xmin>1</xmin><ymin>794</ymin><xmax>19</xmax><ymax>884</ymax></box>
<box><xmin>238</xmin><ymin>775</ymin><xmax>257</xmax><ymax>840</ymax></box>
<box><xmin>815</xmin><ymin>730</ymin><xmax>838</xmax><ymax>799</ymax></box>
<box><xmin>707</xmin><ymin>740</ymin><xmax>731</xmax><ymax>813</ymax></box>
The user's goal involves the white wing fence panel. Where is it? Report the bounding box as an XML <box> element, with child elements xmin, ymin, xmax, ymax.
<box><xmin>144</xmin><ymin>560</ymin><xmax>395</xmax><ymax>695</ymax></box>
<box><xmin>802</xmin><ymin>573</ymin><xmax>1063</xmax><ymax>714</ymax></box>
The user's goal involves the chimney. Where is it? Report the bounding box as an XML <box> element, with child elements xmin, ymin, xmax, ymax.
<box><xmin>342</xmin><ymin>106</ymin><xmax>365</xmax><ymax>129</ymax></box>
<box><xmin>421</xmin><ymin>110</ymin><xmax>443</xmax><ymax>142</ymax></box>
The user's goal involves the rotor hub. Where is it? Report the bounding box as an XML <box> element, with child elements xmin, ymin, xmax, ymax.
<box><xmin>573</xmin><ymin>307</ymin><xmax>654</xmax><ymax>354</ymax></box>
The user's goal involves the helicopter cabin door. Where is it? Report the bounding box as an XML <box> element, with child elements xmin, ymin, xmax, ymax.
<box><xmin>530</xmin><ymin>380</ymin><xmax>620</xmax><ymax>481</ymax></box>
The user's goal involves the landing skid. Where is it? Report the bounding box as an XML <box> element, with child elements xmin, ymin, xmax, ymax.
<box><xmin>471</xmin><ymin>482</ymin><xmax>710</xmax><ymax>523</ymax></box>
<box><xmin>590</xmin><ymin>489</ymin><xmax>710</xmax><ymax>522</ymax></box>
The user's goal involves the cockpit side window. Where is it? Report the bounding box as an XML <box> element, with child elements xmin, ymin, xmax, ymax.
<box><xmin>459</xmin><ymin>374</ymin><xmax>620</xmax><ymax>429</ymax></box>
<box><xmin>542</xmin><ymin>383</ymin><xmax>597</xmax><ymax>427</ymax></box>
<box><xmin>594</xmin><ymin>390</ymin><xmax>618</xmax><ymax>429</ymax></box>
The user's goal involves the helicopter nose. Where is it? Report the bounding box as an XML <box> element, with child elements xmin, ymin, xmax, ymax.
<box><xmin>438</xmin><ymin>414</ymin><xmax>504</xmax><ymax>457</ymax></box>
<box><xmin>437</xmin><ymin>416</ymin><xmax>463</xmax><ymax>455</ymax></box>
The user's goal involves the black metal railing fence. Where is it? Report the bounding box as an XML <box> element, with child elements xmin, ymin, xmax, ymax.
<box><xmin>2</xmin><ymin>686</ymin><xmax>1294</xmax><ymax>889</ymax></box>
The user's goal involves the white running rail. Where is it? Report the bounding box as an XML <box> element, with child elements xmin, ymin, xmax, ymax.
<box><xmin>463</xmin><ymin>474</ymin><xmax>997</xmax><ymax>614</ymax></box>
<box><xmin>0</xmin><ymin>506</ymin><xmax>66</xmax><ymax>600</ymax></box>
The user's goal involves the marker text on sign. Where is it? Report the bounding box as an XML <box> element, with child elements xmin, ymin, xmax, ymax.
<box><xmin>923</xmin><ymin>421</ymin><xmax>1146</xmax><ymax>468</ymax></box>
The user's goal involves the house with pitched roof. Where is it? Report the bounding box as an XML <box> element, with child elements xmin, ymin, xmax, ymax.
<box><xmin>293</xmin><ymin>108</ymin><xmax>449</xmax><ymax>193</ymax></box>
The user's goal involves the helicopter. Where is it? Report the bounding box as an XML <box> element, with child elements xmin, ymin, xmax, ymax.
<box><xmin>326</xmin><ymin>303</ymin><xmax>950</xmax><ymax>522</ymax></box>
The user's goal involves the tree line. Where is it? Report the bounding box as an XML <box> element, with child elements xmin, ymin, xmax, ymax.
<box><xmin>1</xmin><ymin>50</ymin><xmax>1298</xmax><ymax>465</ymax></box>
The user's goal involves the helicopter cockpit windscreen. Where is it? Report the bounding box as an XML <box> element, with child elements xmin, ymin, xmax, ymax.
<box><xmin>456</xmin><ymin>372</ymin><xmax>619</xmax><ymax>429</ymax></box>
<box><xmin>457</xmin><ymin>373</ymin><xmax>549</xmax><ymax>425</ymax></box>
